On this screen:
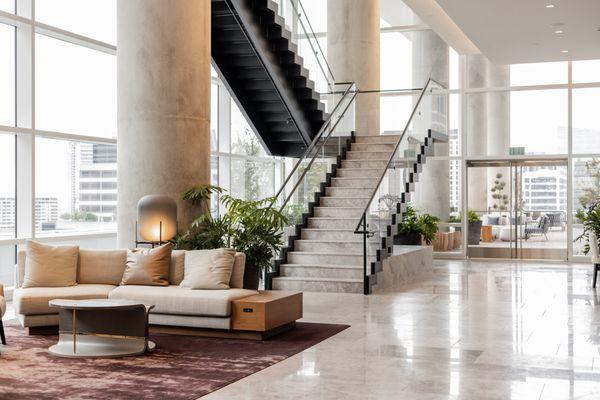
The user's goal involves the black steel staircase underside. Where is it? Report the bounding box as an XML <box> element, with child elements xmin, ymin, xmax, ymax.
<box><xmin>211</xmin><ymin>0</ymin><xmax>328</xmax><ymax>157</ymax></box>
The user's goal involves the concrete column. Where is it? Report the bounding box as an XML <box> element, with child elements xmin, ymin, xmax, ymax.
<box><xmin>466</xmin><ymin>54</ymin><xmax>488</xmax><ymax>213</ymax></box>
<box><xmin>486</xmin><ymin>62</ymin><xmax>511</xmax><ymax>211</ymax></box>
<box><xmin>117</xmin><ymin>0</ymin><xmax>211</xmax><ymax>248</ymax></box>
<box><xmin>327</xmin><ymin>0</ymin><xmax>380</xmax><ymax>136</ymax></box>
<box><xmin>411</xmin><ymin>31</ymin><xmax>449</xmax><ymax>220</ymax></box>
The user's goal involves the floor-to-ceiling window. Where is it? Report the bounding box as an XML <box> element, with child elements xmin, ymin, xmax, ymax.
<box><xmin>0</xmin><ymin>0</ymin><xmax>117</xmax><ymax>290</ymax></box>
<box><xmin>456</xmin><ymin>58</ymin><xmax>600</xmax><ymax>260</ymax></box>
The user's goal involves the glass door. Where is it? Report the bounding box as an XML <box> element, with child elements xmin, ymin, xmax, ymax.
<box><xmin>466</xmin><ymin>157</ymin><xmax>567</xmax><ymax>260</ymax></box>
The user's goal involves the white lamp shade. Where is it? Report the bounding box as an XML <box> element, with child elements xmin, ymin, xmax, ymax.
<box><xmin>137</xmin><ymin>195</ymin><xmax>178</xmax><ymax>242</ymax></box>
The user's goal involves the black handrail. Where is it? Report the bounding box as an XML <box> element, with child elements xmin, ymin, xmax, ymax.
<box><xmin>353</xmin><ymin>77</ymin><xmax>445</xmax><ymax>234</ymax></box>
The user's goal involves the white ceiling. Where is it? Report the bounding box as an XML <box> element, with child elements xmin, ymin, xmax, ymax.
<box><xmin>429</xmin><ymin>0</ymin><xmax>600</xmax><ymax>64</ymax></box>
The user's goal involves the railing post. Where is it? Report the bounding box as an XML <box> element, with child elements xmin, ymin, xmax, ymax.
<box><xmin>362</xmin><ymin>214</ymin><xmax>369</xmax><ymax>295</ymax></box>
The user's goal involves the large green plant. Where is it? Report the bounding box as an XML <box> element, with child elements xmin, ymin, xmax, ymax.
<box><xmin>575</xmin><ymin>202</ymin><xmax>600</xmax><ymax>255</ymax></box>
<box><xmin>398</xmin><ymin>205</ymin><xmax>440</xmax><ymax>245</ymax></box>
<box><xmin>177</xmin><ymin>185</ymin><xmax>288</xmax><ymax>274</ymax></box>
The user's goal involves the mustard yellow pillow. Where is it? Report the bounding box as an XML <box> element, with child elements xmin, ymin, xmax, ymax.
<box><xmin>23</xmin><ymin>241</ymin><xmax>79</xmax><ymax>288</ymax></box>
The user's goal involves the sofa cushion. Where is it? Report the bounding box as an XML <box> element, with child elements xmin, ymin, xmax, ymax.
<box><xmin>121</xmin><ymin>243</ymin><xmax>172</xmax><ymax>286</ymax></box>
<box><xmin>180</xmin><ymin>248</ymin><xmax>235</xmax><ymax>290</ymax></box>
<box><xmin>108</xmin><ymin>285</ymin><xmax>257</xmax><ymax>317</ymax></box>
<box><xmin>230</xmin><ymin>252</ymin><xmax>246</xmax><ymax>289</ymax></box>
<box><xmin>169</xmin><ymin>250</ymin><xmax>186</xmax><ymax>285</ymax></box>
<box><xmin>22</xmin><ymin>241</ymin><xmax>79</xmax><ymax>288</ymax></box>
<box><xmin>78</xmin><ymin>249</ymin><xmax>127</xmax><ymax>285</ymax></box>
<box><xmin>13</xmin><ymin>284</ymin><xmax>116</xmax><ymax>315</ymax></box>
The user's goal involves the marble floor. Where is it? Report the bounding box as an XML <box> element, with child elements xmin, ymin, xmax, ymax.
<box><xmin>204</xmin><ymin>259</ymin><xmax>600</xmax><ymax>400</ymax></box>
<box><xmin>4</xmin><ymin>259</ymin><xmax>600</xmax><ymax>399</ymax></box>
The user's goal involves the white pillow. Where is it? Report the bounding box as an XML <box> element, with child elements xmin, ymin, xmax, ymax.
<box><xmin>180</xmin><ymin>248</ymin><xmax>236</xmax><ymax>290</ymax></box>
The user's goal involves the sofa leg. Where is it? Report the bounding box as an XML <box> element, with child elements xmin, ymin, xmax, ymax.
<box><xmin>0</xmin><ymin>319</ymin><xmax>6</xmax><ymax>345</ymax></box>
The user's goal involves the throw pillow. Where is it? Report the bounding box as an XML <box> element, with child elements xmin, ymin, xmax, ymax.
<box><xmin>78</xmin><ymin>249</ymin><xmax>127</xmax><ymax>285</ymax></box>
<box><xmin>180</xmin><ymin>248</ymin><xmax>236</xmax><ymax>290</ymax></box>
<box><xmin>487</xmin><ymin>216</ymin><xmax>500</xmax><ymax>226</ymax></box>
<box><xmin>121</xmin><ymin>242</ymin><xmax>173</xmax><ymax>286</ymax></box>
<box><xmin>22</xmin><ymin>241</ymin><xmax>79</xmax><ymax>288</ymax></box>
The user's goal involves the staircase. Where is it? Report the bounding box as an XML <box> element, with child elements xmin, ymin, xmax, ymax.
<box><xmin>270</xmin><ymin>130</ymin><xmax>448</xmax><ymax>293</ymax></box>
<box><xmin>211</xmin><ymin>0</ymin><xmax>328</xmax><ymax>156</ymax></box>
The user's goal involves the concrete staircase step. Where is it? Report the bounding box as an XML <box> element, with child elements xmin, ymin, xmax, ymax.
<box><xmin>271</xmin><ymin>276</ymin><xmax>364</xmax><ymax>293</ymax></box>
<box><xmin>330</xmin><ymin>177</ymin><xmax>378</xmax><ymax>188</ymax></box>
<box><xmin>351</xmin><ymin>142</ymin><xmax>397</xmax><ymax>152</ymax></box>
<box><xmin>307</xmin><ymin>217</ymin><xmax>359</xmax><ymax>229</ymax></box>
<box><xmin>319</xmin><ymin>197</ymin><xmax>370</xmax><ymax>207</ymax></box>
<box><xmin>313</xmin><ymin>207</ymin><xmax>365</xmax><ymax>218</ymax></box>
<box><xmin>280</xmin><ymin>264</ymin><xmax>364</xmax><ymax>279</ymax></box>
<box><xmin>336</xmin><ymin>168</ymin><xmax>385</xmax><ymax>178</ymax></box>
<box><xmin>326</xmin><ymin>186</ymin><xmax>376</xmax><ymax>198</ymax></box>
<box><xmin>346</xmin><ymin>151</ymin><xmax>393</xmax><ymax>160</ymax></box>
<box><xmin>342</xmin><ymin>159</ymin><xmax>388</xmax><ymax>169</ymax></box>
<box><xmin>354</xmin><ymin>135</ymin><xmax>400</xmax><ymax>144</ymax></box>
<box><xmin>300</xmin><ymin>228</ymin><xmax>367</xmax><ymax>241</ymax></box>
<box><xmin>287</xmin><ymin>251</ymin><xmax>363</xmax><ymax>265</ymax></box>
<box><xmin>294</xmin><ymin>239</ymin><xmax>378</xmax><ymax>252</ymax></box>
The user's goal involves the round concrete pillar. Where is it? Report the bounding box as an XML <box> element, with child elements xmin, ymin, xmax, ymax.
<box><xmin>327</xmin><ymin>0</ymin><xmax>380</xmax><ymax>136</ymax></box>
<box><xmin>466</xmin><ymin>54</ymin><xmax>488</xmax><ymax>213</ymax></box>
<box><xmin>411</xmin><ymin>31</ymin><xmax>449</xmax><ymax>220</ymax></box>
<box><xmin>486</xmin><ymin>62</ymin><xmax>511</xmax><ymax>210</ymax></box>
<box><xmin>117</xmin><ymin>0</ymin><xmax>211</xmax><ymax>247</ymax></box>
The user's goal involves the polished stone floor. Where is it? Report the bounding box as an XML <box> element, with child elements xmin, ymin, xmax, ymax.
<box><xmin>204</xmin><ymin>259</ymin><xmax>600</xmax><ymax>400</ymax></box>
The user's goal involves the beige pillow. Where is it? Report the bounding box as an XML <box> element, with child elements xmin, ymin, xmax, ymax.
<box><xmin>22</xmin><ymin>241</ymin><xmax>79</xmax><ymax>288</ymax></box>
<box><xmin>169</xmin><ymin>250</ymin><xmax>186</xmax><ymax>285</ymax></box>
<box><xmin>230</xmin><ymin>252</ymin><xmax>246</xmax><ymax>288</ymax></box>
<box><xmin>78</xmin><ymin>249</ymin><xmax>127</xmax><ymax>285</ymax></box>
<box><xmin>121</xmin><ymin>243</ymin><xmax>172</xmax><ymax>286</ymax></box>
<box><xmin>180</xmin><ymin>248</ymin><xmax>236</xmax><ymax>290</ymax></box>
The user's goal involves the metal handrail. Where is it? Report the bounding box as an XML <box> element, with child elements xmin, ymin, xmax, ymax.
<box><xmin>353</xmin><ymin>77</ymin><xmax>445</xmax><ymax>233</ymax></box>
<box><xmin>272</xmin><ymin>82</ymin><xmax>357</xmax><ymax>210</ymax></box>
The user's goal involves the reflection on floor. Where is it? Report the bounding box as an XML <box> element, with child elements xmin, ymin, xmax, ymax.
<box><xmin>204</xmin><ymin>259</ymin><xmax>600</xmax><ymax>400</ymax></box>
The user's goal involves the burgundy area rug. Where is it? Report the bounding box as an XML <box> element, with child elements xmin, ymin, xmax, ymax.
<box><xmin>0</xmin><ymin>321</ymin><xmax>348</xmax><ymax>400</ymax></box>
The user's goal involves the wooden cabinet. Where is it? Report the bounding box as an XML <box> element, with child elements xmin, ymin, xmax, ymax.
<box><xmin>231</xmin><ymin>291</ymin><xmax>303</xmax><ymax>334</ymax></box>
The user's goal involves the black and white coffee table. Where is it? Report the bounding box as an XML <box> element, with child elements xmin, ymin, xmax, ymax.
<box><xmin>48</xmin><ymin>299</ymin><xmax>155</xmax><ymax>358</ymax></box>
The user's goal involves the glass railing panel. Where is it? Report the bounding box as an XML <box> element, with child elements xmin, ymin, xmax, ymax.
<box><xmin>274</xmin><ymin>0</ymin><xmax>334</xmax><ymax>93</ymax></box>
<box><xmin>273</xmin><ymin>82</ymin><xmax>357</xmax><ymax>227</ymax></box>
<box><xmin>353</xmin><ymin>78</ymin><xmax>448</xmax><ymax>292</ymax></box>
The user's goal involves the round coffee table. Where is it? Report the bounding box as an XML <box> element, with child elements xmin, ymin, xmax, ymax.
<box><xmin>48</xmin><ymin>299</ymin><xmax>155</xmax><ymax>358</ymax></box>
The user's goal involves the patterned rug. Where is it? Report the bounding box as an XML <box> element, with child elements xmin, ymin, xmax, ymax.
<box><xmin>0</xmin><ymin>321</ymin><xmax>348</xmax><ymax>400</ymax></box>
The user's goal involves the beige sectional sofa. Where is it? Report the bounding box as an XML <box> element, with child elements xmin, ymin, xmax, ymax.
<box><xmin>13</xmin><ymin>249</ymin><xmax>258</xmax><ymax>330</ymax></box>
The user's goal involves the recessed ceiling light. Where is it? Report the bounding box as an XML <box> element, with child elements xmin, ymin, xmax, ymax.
<box><xmin>561</xmin><ymin>50</ymin><xmax>569</xmax><ymax>53</ymax></box>
<box><xmin>554</xmin><ymin>30</ymin><xmax>564</xmax><ymax>34</ymax></box>
<box><xmin>546</xmin><ymin>4</ymin><xmax>555</xmax><ymax>8</ymax></box>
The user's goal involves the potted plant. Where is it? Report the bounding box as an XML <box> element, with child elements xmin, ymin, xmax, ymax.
<box><xmin>394</xmin><ymin>205</ymin><xmax>439</xmax><ymax>245</ymax></box>
<box><xmin>575</xmin><ymin>202</ymin><xmax>600</xmax><ymax>255</ymax></box>
<box><xmin>176</xmin><ymin>185</ymin><xmax>288</xmax><ymax>289</ymax></box>
<box><xmin>467</xmin><ymin>209</ymin><xmax>482</xmax><ymax>245</ymax></box>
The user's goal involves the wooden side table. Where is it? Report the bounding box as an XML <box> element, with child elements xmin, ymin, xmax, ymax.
<box><xmin>481</xmin><ymin>225</ymin><xmax>493</xmax><ymax>242</ymax></box>
<box><xmin>231</xmin><ymin>291</ymin><xmax>303</xmax><ymax>339</ymax></box>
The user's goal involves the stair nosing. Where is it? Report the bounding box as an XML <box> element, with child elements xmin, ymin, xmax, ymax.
<box><xmin>272</xmin><ymin>276</ymin><xmax>363</xmax><ymax>283</ymax></box>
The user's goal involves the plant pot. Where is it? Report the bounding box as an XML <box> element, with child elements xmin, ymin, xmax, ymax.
<box><xmin>243</xmin><ymin>264</ymin><xmax>260</xmax><ymax>290</ymax></box>
<box><xmin>468</xmin><ymin>221</ymin><xmax>482</xmax><ymax>245</ymax></box>
<box><xmin>394</xmin><ymin>232</ymin><xmax>422</xmax><ymax>245</ymax></box>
